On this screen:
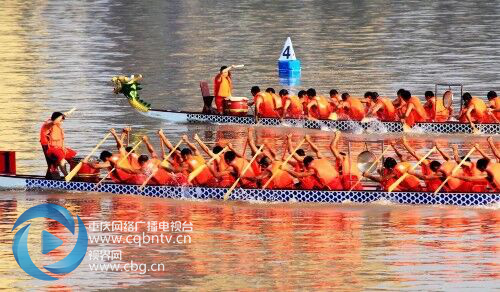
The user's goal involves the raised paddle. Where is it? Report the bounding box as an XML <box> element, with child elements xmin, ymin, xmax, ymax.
<box><xmin>348</xmin><ymin>146</ymin><xmax>391</xmax><ymax>193</ymax></box>
<box><xmin>188</xmin><ymin>146</ymin><xmax>229</xmax><ymax>183</ymax></box>
<box><xmin>139</xmin><ymin>140</ymin><xmax>183</xmax><ymax>190</ymax></box>
<box><xmin>262</xmin><ymin>138</ymin><xmax>306</xmax><ymax>189</ymax></box>
<box><xmin>64</xmin><ymin>107</ymin><xmax>77</xmax><ymax>117</ymax></box>
<box><xmin>95</xmin><ymin>140</ymin><xmax>143</xmax><ymax>187</ymax></box>
<box><xmin>388</xmin><ymin>146</ymin><xmax>437</xmax><ymax>193</ymax></box>
<box><xmin>433</xmin><ymin>146</ymin><xmax>476</xmax><ymax>195</ymax></box>
<box><xmin>223</xmin><ymin>145</ymin><xmax>264</xmax><ymax>201</ymax></box>
<box><xmin>65</xmin><ymin>132</ymin><xmax>112</xmax><ymax>182</ymax></box>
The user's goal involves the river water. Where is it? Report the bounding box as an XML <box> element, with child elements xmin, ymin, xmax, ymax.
<box><xmin>0</xmin><ymin>0</ymin><xmax>498</xmax><ymax>290</ymax></box>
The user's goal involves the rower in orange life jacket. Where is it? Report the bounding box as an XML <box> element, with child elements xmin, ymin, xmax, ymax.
<box><xmin>330</xmin><ymin>131</ymin><xmax>363</xmax><ymax>190</ymax></box>
<box><xmin>179</xmin><ymin>135</ymin><xmax>217</xmax><ymax>187</ymax></box>
<box><xmin>212</xmin><ymin>150</ymin><xmax>257</xmax><ymax>188</ymax></box>
<box><xmin>255</xmin><ymin>156</ymin><xmax>295</xmax><ymax>189</ymax></box>
<box><xmin>298</xmin><ymin>90</ymin><xmax>310</xmax><ymax>116</ymax></box>
<box><xmin>329</xmin><ymin>89</ymin><xmax>342</xmax><ymax>115</ymax></box>
<box><xmin>340</xmin><ymin>92</ymin><xmax>365</xmax><ymax>121</ymax></box>
<box><xmin>399</xmin><ymin>89</ymin><xmax>428</xmax><ymax>128</ymax></box>
<box><xmin>193</xmin><ymin>134</ymin><xmax>235</xmax><ymax>188</ymax></box>
<box><xmin>365</xmin><ymin>92</ymin><xmax>398</xmax><ymax>122</ymax></box>
<box><xmin>213</xmin><ymin>65</ymin><xmax>233</xmax><ymax>114</ymax></box>
<box><xmin>285</xmin><ymin>134</ymin><xmax>321</xmax><ymax>190</ymax></box>
<box><xmin>280</xmin><ymin>89</ymin><xmax>303</xmax><ymax>119</ymax></box>
<box><xmin>250</xmin><ymin>86</ymin><xmax>280</xmax><ymax>119</ymax></box>
<box><xmin>306</xmin><ymin>88</ymin><xmax>332</xmax><ymax>120</ymax></box>
<box><xmin>285</xmin><ymin>155</ymin><xmax>342</xmax><ymax>190</ymax></box>
<box><xmin>486</xmin><ymin>91</ymin><xmax>500</xmax><ymax>122</ymax></box>
<box><xmin>265</xmin><ymin>87</ymin><xmax>283</xmax><ymax>116</ymax></box>
<box><xmin>138</xmin><ymin>135</ymin><xmax>178</xmax><ymax>186</ymax></box>
<box><xmin>424</xmin><ymin>90</ymin><xmax>452</xmax><ymax>122</ymax></box>
<box><xmin>45</xmin><ymin>112</ymin><xmax>77</xmax><ymax>177</ymax></box>
<box><xmin>364</xmin><ymin>157</ymin><xmax>422</xmax><ymax>191</ymax></box>
<box><xmin>459</xmin><ymin>92</ymin><xmax>489</xmax><ymax>124</ymax></box>
<box><xmin>453</xmin><ymin>158</ymin><xmax>500</xmax><ymax>192</ymax></box>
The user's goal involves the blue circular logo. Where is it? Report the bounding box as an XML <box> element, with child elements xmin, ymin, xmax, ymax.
<box><xmin>11</xmin><ymin>203</ymin><xmax>88</xmax><ymax>281</ymax></box>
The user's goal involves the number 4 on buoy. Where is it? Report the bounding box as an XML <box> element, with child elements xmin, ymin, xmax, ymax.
<box><xmin>279</xmin><ymin>37</ymin><xmax>297</xmax><ymax>61</ymax></box>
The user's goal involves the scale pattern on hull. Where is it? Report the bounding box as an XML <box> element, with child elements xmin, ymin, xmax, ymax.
<box><xmin>184</xmin><ymin>113</ymin><xmax>499</xmax><ymax>134</ymax></box>
<box><xmin>25</xmin><ymin>178</ymin><xmax>500</xmax><ymax>206</ymax></box>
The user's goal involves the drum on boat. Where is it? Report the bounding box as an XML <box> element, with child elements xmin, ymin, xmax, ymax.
<box><xmin>69</xmin><ymin>157</ymin><xmax>100</xmax><ymax>183</ymax></box>
<box><xmin>223</xmin><ymin>96</ymin><xmax>248</xmax><ymax>117</ymax></box>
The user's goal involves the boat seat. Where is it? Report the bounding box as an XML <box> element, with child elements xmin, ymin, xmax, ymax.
<box><xmin>200</xmin><ymin>81</ymin><xmax>216</xmax><ymax>114</ymax></box>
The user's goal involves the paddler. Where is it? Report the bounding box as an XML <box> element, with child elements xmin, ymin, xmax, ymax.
<box><xmin>139</xmin><ymin>135</ymin><xmax>177</xmax><ymax>185</ymax></box>
<box><xmin>193</xmin><ymin>134</ymin><xmax>235</xmax><ymax>187</ymax></box>
<box><xmin>363</xmin><ymin>156</ymin><xmax>423</xmax><ymax>192</ymax></box>
<box><xmin>424</xmin><ymin>90</ymin><xmax>451</xmax><ymax>122</ymax></box>
<box><xmin>280</xmin><ymin>89</ymin><xmax>303</xmax><ymax>119</ymax></box>
<box><xmin>251</xmin><ymin>86</ymin><xmax>280</xmax><ymax>119</ymax></box>
<box><xmin>92</xmin><ymin>129</ymin><xmax>141</xmax><ymax>183</ymax></box>
<box><xmin>365</xmin><ymin>92</ymin><xmax>398</xmax><ymax>122</ymax></box>
<box><xmin>286</xmin><ymin>134</ymin><xmax>320</xmax><ymax>189</ymax></box>
<box><xmin>399</xmin><ymin>90</ymin><xmax>428</xmax><ymax>128</ymax></box>
<box><xmin>212</xmin><ymin>150</ymin><xmax>257</xmax><ymax>188</ymax></box>
<box><xmin>45</xmin><ymin>112</ymin><xmax>77</xmax><ymax>177</ymax></box>
<box><xmin>213</xmin><ymin>65</ymin><xmax>235</xmax><ymax>114</ymax></box>
<box><xmin>486</xmin><ymin>91</ymin><xmax>500</xmax><ymax>122</ymax></box>
<box><xmin>179</xmin><ymin>135</ymin><xmax>217</xmax><ymax>187</ymax></box>
<box><xmin>306</xmin><ymin>88</ymin><xmax>333</xmax><ymax>120</ymax></box>
<box><xmin>451</xmin><ymin>144</ymin><xmax>488</xmax><ymax>192</ymax></box>
<box><xmin>298</xmin><ymin>90</ymin><xmax>310</xmax><ymax>116</ymax></box>
<box><xmin>458</xmin><ymin>93</ymin><xmax>489</xmax><ymax>130</ymax></box>
<box><xmin>284</xmin><ymin>135</ymin><xmax>342</xmax><ymax>190</ymax></box>
<box><xmin>453</xmin><ymin>158</ymin><xmax>500</xmax><ymax>192</ymax></box>
<box><xmin>329</xmin><ymin>89</ymin><xmax>342</xmax><ymax>114</ymax></box>
<box><xmin>329</xmin><ymin>131</ymin><xmax>363</xmax><ymax>190</ymax></box>
<box><xmin>254</xmin><ymin>155</ymin><xmax>295</xmax><ymax>189</ymax></box>
<box><xmin>265</xmin><ymin>88</ymin><xmax>283</xmax><ymax>115</ymax></box>
<box><xmin>339</xmin><ymin>92</ymin><xmax>365</xmax><ymax>121</ymax></box>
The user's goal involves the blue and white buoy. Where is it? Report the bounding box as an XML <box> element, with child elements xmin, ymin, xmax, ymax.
<box><xmin>278</xmin><ymin>37</ymin><xmax>301</xmax><ymax>86</ymax></box>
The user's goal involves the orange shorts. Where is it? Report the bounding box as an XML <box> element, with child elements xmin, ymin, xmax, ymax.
<box><xmin>47</xmin><ymin>146</ymin><xmax>77</xmax><ymax>164</ymax></box>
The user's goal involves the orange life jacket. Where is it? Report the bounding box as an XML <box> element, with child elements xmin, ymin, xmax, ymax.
<box><xmin>345</xmin><ymin>97</ymin><xmax>365</xmax><ymax>121</ymax></box>
<box><xmin>421</xmin><ymin>163</ymin><xmax>441</xmax><ymax>192</ymax></box>
<box><xmin>425</xmin><ymin>97</ymin><xmax>449</xmax><ymax>122</ymax></box>
<box><xmin>311</xmin><ymin>96</ymin><xmax>332</xmax><ymax>119</ymax></box>
<box><xmin>394</xmin><ymin>162</ymin><xmax>422</xmax><ymax>191</ymax></box>
<box><xmin>404</xmin><ymin>97</ymin><xmax>428</xmax><ymax>127</ymax></box>
<box><xmin>439</xmin><ymin>161</ymin><xmax>462</xmax><ymax>192</ymax></box>
<box><xmin>213</xmin><ymin>73</ymin><xmax>232</xmax><ymax>97</ymax></box>
<box><xmin>490</xmin><ymin>97</ymin><xmax>500</xmax><ymax>122</ymax></box>
<box><xmin>109</xmin><ymin>154</ymin><xmax>135</xmax><ymax>183</ymax></box>
<box><xmin>215</xmin><ymin>157</ymin><xmax>235</xmax><ymax>187</ymax></box>
<box><xmin>187</xmin><ymin>155</ymin><xmax>215</xmax><ymax>186</ymax></box>
<box><xmin>285</xmin><ymin>95</ymin><xmax>303</xmax><ymax>118</ymax></box>
<box><xmin>339</xmin><ymin>156</ymin><xmax>362</xmax><ymax>191</ymax></box>
<box><xmin>309</xmin><ymin>159</ymin><xmax>342</xmax><ymax>190</ymax></box>
<box><xmin>263</xmin><ymin>161</ymin><xmax>295</xmax><ymax>189</ymax></box>
<box><xmin>257</xmin><ymin>92</ymin><xmax>280</xmax><ymax>118</ymax></box>
<box><xmin>47</xmin><ymin>123</ymin><xmax>65</xmax><ymax>148</ymax></box>
<box><xmin>375</xmin><ymin>98</ymin><xmax>397</xmax><ymax>121</ymax></box>
<box><xmin>232</xmin><ymin>157</ymin><xmax>257</xmax><ymax>188</ymax></box>
<box><xmin>461</xmin><ymin>97</ymin><xmax>488</xmax><ymax>123</ymax></box>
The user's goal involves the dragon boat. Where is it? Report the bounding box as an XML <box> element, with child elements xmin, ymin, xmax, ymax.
<box><xmin>1</xmin><ymin>174</ymin><xmax>498</xmax><ymax>207</ymax></box>
<box><xmin>118</xmin><ymin>79</ymin><xmax>500</xmax><ymax>134</ymax></box>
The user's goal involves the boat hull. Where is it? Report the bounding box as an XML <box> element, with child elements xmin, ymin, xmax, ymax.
<box><xmin>142</xmin><ymin>109</ymin><xmax>500</xmax><ymax>134</ymax></box>
<box><xmin>1</xmin><ymin>175</ymin><xmax>498</xmax><ymax>207</ymax></box>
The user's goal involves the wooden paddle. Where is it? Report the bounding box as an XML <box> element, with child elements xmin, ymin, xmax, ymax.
<box><xmin>139</xmin><ymin>140</ymin><xmax>183</xmax><ymax>190</ymax></box>
<box><xmin>223</xmin><ymin>145</ymin><xmax>264</xmax><ymax>201</ymax></box>
<box><xmin>65</xmin><ymin>132</ymin><xmax>112</xmax><ymax>182</ymax></box>
<box><xmin>64</xmin><ymin>107</ymin><xmax>77</xmax><ymax>117</ymax></box>
<box><xmin>388</xmin><ymin>146</ymin><xmax>436</xmax><ymax>193</ymax></box>
<box><xmin>95</xmin><ymin>140</ymin><xmax>143</xmax><ymax>187</ymax></box>
<box><xmin>348</xmin><ymin>146</ymin><xmax>391</xmax><ymax>193</ymax></box>
<box><xmin>188</xmin><ymin>146</ymin><xmax>229</xmax><ymax>183</ymax></box>
<box><xmin>433</xmin><ymin>147</ymin><xmax>476</xmax><ymax>195</ymax></box>
<box><xmin>262</xmin><ymin>138</ymin><xmax>306</xmax><ymax>189</ymax></box>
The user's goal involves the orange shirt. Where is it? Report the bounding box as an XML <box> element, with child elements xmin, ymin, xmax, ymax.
<box><xmin>465</xmin><ymin>97</ymin><xmax>488</xmax><ymax>123</ymax></box>
<box><xmin>214</xmin><ymin>73</ymin><xmax>232</xmax><ymax>97</ymax></box>
<box><xmin>284</xmin><ymin>95</ymin><xmax>303</xmax><ymax>118</ymax></box>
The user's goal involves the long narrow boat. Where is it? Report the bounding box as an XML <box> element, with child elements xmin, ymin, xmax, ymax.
<box><xmin>135</xmin><ymin>108</ymin><xmax>500</xmax><ymax>134</ymax></box>
<box><xmin>1</xmin><ymin>174</ymin><xmax>498</xmax><ymax>207</ymax></box>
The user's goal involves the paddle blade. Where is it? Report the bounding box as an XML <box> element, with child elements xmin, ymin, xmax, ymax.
<box><xmin>223</xmin><ymin>182</ymin><xmax>238</xmax><ymax>201</ymax></box>
<box><xmin>65</xmin><ymin>162</ymin><xmax>82</xmax><ymax>182</ymax></box>
<box><xmin>188</xmin><ymin>165</ymin><xmax>207</xmax><ymax>183</ymax></box>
